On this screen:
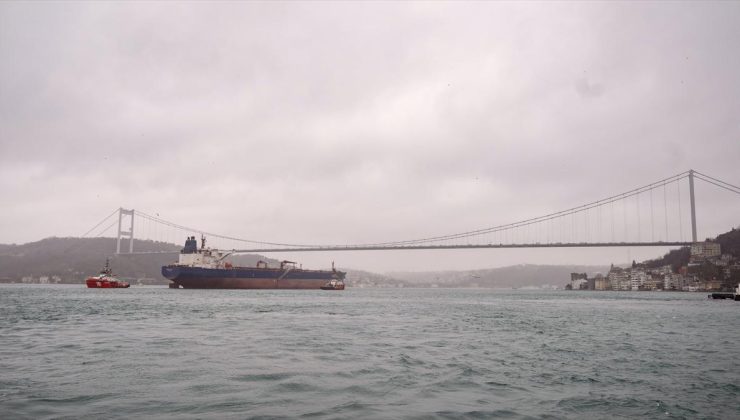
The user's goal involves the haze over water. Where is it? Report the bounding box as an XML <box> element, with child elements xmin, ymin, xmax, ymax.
<box><xmin>2</xmin><ymin>285</ymin><xmax>739</xmax><ymax>419</ymax></box>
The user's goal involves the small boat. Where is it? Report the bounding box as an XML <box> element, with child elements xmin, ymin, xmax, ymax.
<box><xmin>320</xmin><ymin>262</ymin><xmax>345</xmax><ymax>290</ymax></box>
<box><xmin>320</xmin><ymin>278</ymin><xmax>345</xmax><ymax>290</ymax></box>
<box><xmin>708</xmin><ymin>283</ymin><xmax>740</xmax><ymax>301</ymax></box>
<box><xmin>86</xmin><ymin>259</ymin><xmax>130</xmax><ymax>288</ymax></box>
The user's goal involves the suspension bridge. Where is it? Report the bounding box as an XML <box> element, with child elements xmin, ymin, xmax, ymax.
<box><xmin>82</xmin><ymin>169</ymin><xmax>739</xmax><ymax>255</ymax></box>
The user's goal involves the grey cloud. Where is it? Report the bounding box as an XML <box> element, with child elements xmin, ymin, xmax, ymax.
<box><xmin>575</xmin><ymin>77</ymin><xmax>604</xmax><ymax>98</ymax></box>
<box><xmin>1</xmin><ymin>1</ymin><xmax>739</xmax><ymax>271</ymax></box>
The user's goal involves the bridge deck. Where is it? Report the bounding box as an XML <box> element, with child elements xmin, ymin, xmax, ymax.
<box><xmin>120</xmin><ymin>241</ymin><xmax>694</xmax><ymax>255</ymax></box>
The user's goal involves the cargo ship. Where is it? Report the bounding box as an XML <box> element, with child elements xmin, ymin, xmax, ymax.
<box><xmin>162</xmin><ymin>236</ymin><xmax>346</xmax><ymax>289</ymax></box>
<box><xmin>86</xmin><ymin>259</ymin><xmax>130</xmax><ymax>288</ymax></box>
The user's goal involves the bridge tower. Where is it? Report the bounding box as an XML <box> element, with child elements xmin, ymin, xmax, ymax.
<box><xmin>116</xmin><ymin>208</ymin><xmax>135</xmax><ymax>254</ymax></box>
<box><xmin>689</xmin><ymin>169</ymin><xmax>697</xmax><ymax>243</ymax></box>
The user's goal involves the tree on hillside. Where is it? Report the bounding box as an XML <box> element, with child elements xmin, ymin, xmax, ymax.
<box><xmin>643</xmin><ymin>247</ymin><xmax>690</xmax><ymax>272</ymax></box>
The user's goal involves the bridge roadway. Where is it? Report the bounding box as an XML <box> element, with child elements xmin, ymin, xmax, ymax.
<box><xmin>122</xmin><ymin>241</ymin><xmax>695</xmax><ymax>255</ymax></box>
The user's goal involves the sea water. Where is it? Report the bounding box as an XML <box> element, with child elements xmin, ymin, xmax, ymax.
<box><xmin>1</xmin><ymin>285</ymin><xmax>738</xmax><ymax>419</ymax></box>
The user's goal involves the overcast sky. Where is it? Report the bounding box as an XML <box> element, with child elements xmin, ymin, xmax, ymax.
<box><xmin>1</xmin><ymin>1</ymin><xmax>739</xmax><ymax>272</ymax></box>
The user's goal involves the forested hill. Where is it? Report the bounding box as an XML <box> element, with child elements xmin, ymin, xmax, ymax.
<box><xmin>0</xmin><ymin>237</ymin><xmax>278</xmax><ymax>284</ymax></box>
<box><xmin>715</xmin><ymin>228</ymin><xmax>740</xmax><ymax>258</ymax></box>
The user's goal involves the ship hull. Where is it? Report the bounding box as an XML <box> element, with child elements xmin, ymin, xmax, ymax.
<box><xmin>86</xmin><ymin>278</ymin><xmax>130</xmax><ymax>288</ymax></box>
<box><xmin>162</xmin><ymin>265</ymin><xmax>342</xmax><ymax>289</ymax></box>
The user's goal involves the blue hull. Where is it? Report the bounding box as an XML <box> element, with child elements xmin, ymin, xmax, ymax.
<box><xmin>161</xmin><ymin>265</ymin><xmax>344</xmax><ymax>289</ymax></box>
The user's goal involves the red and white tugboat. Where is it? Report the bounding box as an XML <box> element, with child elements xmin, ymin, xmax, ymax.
<box><xmin>86</xmin><ymin>259</ymin><xmax>130</xmax><ymax>288</ymax></box>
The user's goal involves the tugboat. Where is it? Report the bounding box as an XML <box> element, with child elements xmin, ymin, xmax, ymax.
<box><xmin>86</xmin><ymin>259</ymin><xmax>130</xmax><ymax>288</ymax></box>
<box><xmin>320</xmin><ymin>278</ymin><xmax>345</xmax><ymax>290</ymax></box>
<box><xmin>321</xmin><ymin>263</ymin><xmax>345</xmax><ymax>290</ymax></box>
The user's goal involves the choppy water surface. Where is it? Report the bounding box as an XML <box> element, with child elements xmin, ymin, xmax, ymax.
<box><xmin>1</xmin><ymin>285</ymin><xmax>738</xmax><ymax>419</ymax></box>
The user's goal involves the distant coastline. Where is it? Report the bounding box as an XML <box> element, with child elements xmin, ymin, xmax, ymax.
<box><xmin>3</xmin><ymin>227</ymin><xmax>738</xmax><ymax>290</ymax></box>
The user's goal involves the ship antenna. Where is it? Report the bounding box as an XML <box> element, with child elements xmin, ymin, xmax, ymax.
<box><xmin>201</xmin><ymin>234</ymin><xmax>206</xmax><ymax>250</ymax></box>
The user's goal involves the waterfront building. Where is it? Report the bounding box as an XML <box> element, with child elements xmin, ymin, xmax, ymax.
<box><xmin>681</xmin><ymin>275</ymin><xmax>700</xmax><ymax>291</ymax></box>
<box><xmin>595</xmin><ymin>274</ymin><xmax>610</xmax><ymax>290</ymax></box>
<box><xmin>657</xmin><ymin>265</ymin><xmax>673</xmax><ymax>276</ymax></box>
<box><xmin>690</xmin><ymin>242</ymin><xmax>721</xmax><ymax>262</ymax></box>
<box><xmin>644</xmin><ymin>275</ymin><xmax>663</xmax><ymax>290</ymax></box>
<box><xmin>667</xmin><ymin>273</ymin><xmax>687</xmax><ymax>290</ymax></box>
<box><xmin>664</xmin><ymin>274</ymin><xmax>674</xmax><ymax>290</ymax></box>
<box><xmin>607</xmin><ymin>268</ymin><xmax>631</xmax><ymax>291</ymax></box>
<box><xmin>630</xmin><ymin>270</ymin><xmax>647</xmax><ymax>291</ymax></box>
<box><xmin>572</xmin><ymin>277</ymin><xmax>588</xmax><ymax>290</ymax></box>
<box><xmin>706</xmin><ymin>279</ymin><xmax>723</xmax><ymax>291</ymax></box>
<box><xmin>570</xmin><ymin>273</ymin><xmax>588</xmax><ymax>290</ymax></box>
